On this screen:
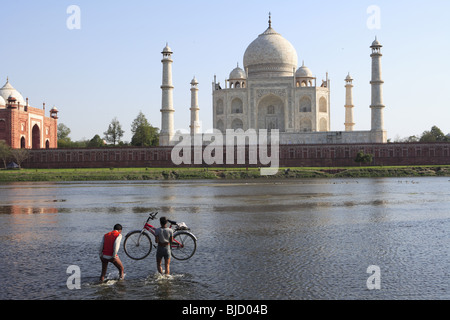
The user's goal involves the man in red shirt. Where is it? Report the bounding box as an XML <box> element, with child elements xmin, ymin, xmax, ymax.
<box><xmin>99</xmin><ymin>224</ymin><xmax>125</xmax><ymax>281</ymax></box>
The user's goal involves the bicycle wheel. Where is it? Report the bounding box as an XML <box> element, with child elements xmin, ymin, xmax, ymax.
<box><xmin>171</xmin><ymin>231</ymin><xmax>197</xmax><ymax>260</ymax></box>
<box><xmin>123</xmin><ymin>230</ymin><xmax>152</xmax><ymax>260</ymax></box>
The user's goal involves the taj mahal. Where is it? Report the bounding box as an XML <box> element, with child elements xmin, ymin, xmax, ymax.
<box><xmin>159</xmin><ymin>14</ymin><xmax>387</xmax><ymax>146</ymax></box>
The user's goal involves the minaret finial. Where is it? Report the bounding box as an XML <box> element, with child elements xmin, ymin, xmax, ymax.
<box><xmin>268</xmin><ymin>12</ymin><xmax>272</xmax><ymax>28</ymax></box>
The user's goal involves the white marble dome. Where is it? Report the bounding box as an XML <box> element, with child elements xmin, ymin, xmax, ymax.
<box><xmin>0</xmin><ymin>79</ymin><xmax>26</xmax><ymax>106</ymax></box>
<box><xmin>229</xmin><ymin>65</ymin><xmax>246</xmax><ymax>80</ymax></box>
<box><xmin>296</xmin><ymin>62</ymin><xmax>313</xmax><ymax>78</ymax></box>
<box><xmin>243</xmin><ymin>25</ymin><xmax>298</xmax><ymax>77</ymax></box>
<box><xmin>162</xmin><ymin>43</ymin><xmax>173</xmax><ymax>53</ymax></box>
<box><xmin>190</xmin><ymin>77</ymin><xmax>198</xmax><ymax>86</ymax></box>
<box><xmin>0</xmin><ymin>95</ymin><xmax>5</xmax><ymax>106</ymax></box>
<box><xmin>371</xmin><ymin>37</ymin><xmax>382</xmax><ymax>47</ymax></box>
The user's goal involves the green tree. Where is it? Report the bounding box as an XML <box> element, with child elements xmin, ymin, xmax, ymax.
<box><xmin>0</xmin><ymin>140</ymin><xmax>11</xmax><ymax>168</ymax></box>
<box><xmin>130</xmin><ymin>111</ymin><xmax>159</xmax><ymax>147</ymax></box>
<box><xmin>355</xmin><ymin>150</ymin><xmax>373</xmax><ymax>166</ymax></box>
<box><xmin>104</xmin><ymin>117</ymin><xmax>124</xmax><ymax>146</ymax></box>
<box><xmin>57</xmin><ymin>123</ymin><xmax>73</xmax><ymax>148</ymax></box>
<box><xmin>430</xmin><ymin>126</ymin><xmax>447</xmax><ymax>141</ymax></box>
<box><xmin>403</xmin><ymin>135</ymin><xmax>419</xmax><ymax>142</ymax></box>
<box><xmin>87</xmin><ymin>134</ymin><xmax>105</xmax><ymax>148</ymax></box>
<box><xmin>74</xmin><ymin>139</ymin><xmax>89</xmax><ymax>148</ymax></box>
<box><xmin>10</xmin><ymin>148</ymin><xmax>29</xmax><ymax>169</ymax></box>
<box><xmin>57</xmin><ymin>123</ymin><xmax>71</xmax><ymax>140</ymax></box>
<box><xmin>420</xmin><ymin>125</ymin><xmax>448</xmax><ymax>142</ymax></box>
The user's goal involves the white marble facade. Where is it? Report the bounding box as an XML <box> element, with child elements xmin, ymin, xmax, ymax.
<box><xmin>160</xmin><ymin>15</ymin><xmax>387</xmax><ymax>146</ymax></box>
<box><xmin>210</xmin><ymin>16</ymin><xmax>386</xmax><ymax>144</ymax></box>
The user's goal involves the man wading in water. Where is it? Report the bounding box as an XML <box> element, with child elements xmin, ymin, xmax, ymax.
<box><xmin>155</xmin><ymin>217</ymin><xmax>174</xmax><ymax>275</ymax></box>
<box><xmin>99</xmin><ymin>224</ymin><xmax>125</xmax><ymax>281</ymax></box>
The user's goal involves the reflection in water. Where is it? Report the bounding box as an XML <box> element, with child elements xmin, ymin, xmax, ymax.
<box><xmin>0</xmin><ymin>205</ymin><xmax>58</xmax><ymax>214</ymax></box>
<box><xmin>0</xmin><ymin>178</ymin><xmax>449</xmax><ymax>300</ymax></box>
<box><xmin>0</xmin><ymin>182</ymin><xmax>62</xmax><ymax>215</ymax></box>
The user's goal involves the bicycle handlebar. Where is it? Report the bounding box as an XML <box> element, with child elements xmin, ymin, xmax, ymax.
<box><xmin>146</xmin><ymin>212</ymin><xmax>177</xmax><ymax>226</ymax></box>
<box><xmin>146</xmin><ymin>212</ymin><xmax>159</xmax><ymax>222</ymax></box>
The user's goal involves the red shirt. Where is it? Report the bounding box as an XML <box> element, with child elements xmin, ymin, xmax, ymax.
<box><xmin>102</xmin><ymin>230</ymin><xmax>121</xmax><ymax>257</ymax></box>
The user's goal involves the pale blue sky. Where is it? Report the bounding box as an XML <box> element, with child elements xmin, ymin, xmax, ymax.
<box><xmin>1</xmin><ymin>0</ymin><xmax>449</xmax><ymax>142</ymax></box>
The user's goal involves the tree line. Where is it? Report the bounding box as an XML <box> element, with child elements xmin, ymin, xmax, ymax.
<box><xmin>393</xmin><ymin>125</ymin><xmax>450</xmax><ymax>143</ymax></box>
<box><xmin>58</xmin><ymin>111</ymin><xmax>160</xmax><ymax>148</ymax></box>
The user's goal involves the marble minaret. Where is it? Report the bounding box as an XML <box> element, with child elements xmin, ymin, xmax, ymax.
<box><xmin>159</xmin><ymin>44</ymin><xmax>175</xmax><ymax>146</ymax></box>
<box><xmin>344</xmin><ymin>73</ymin><xmax>355</xmax><ymax>132</ymax></box>
<box><xmin>189</xmin><ymin>77</ymin><xmax>200</xmax><ymax>135</ymax></box>
<box><xmin>370</xmin><ymin>37</ymin><xmax>387</xmax><ymax>143</ymax></box>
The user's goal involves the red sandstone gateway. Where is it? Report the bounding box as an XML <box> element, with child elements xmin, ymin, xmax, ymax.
<box><xmin>0</xmin><ymin>78</ymin><xmax>58</xmax><ymax>149</ymax></box>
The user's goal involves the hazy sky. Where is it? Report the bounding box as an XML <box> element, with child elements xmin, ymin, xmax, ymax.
<box><xmin>1</xmin><ymin>0</ymin><xmax>449</xmax><ymax>142</ymax></box>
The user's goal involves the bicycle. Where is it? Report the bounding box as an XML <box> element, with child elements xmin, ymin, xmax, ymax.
<box><xmin>123</xmin><ymin>212</ymin><xmax>197</xmax><ymax>261</ymax></box>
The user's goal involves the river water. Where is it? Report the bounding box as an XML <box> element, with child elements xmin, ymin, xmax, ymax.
<box><xmin>0</xmin><ymin>177</ymin><xmax>449</xmax><ymax>300</ymax></box>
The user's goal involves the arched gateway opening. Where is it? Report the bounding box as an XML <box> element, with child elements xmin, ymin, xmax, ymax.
<box><xmin>32</xmin><ymin>124</ymin><xmax>40</xmax><ymax>149</ymax></box>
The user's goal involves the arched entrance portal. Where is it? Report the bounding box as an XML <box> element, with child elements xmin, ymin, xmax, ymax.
<box><xmin>257</xmin><ymin>95</ymin><xmax>285</xmax><ymax>132</ymax></box>
<box><xmin>32</xmin><ymin>124</ymin><xmax>40</xmax><ymax>149</ymax></box>
<box><xmin>0</xmin><ymin>120</ymin><xmax>6</xmax><ymax>141</ymax></box>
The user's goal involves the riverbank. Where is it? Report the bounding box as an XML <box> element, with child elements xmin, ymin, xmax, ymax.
<box><xmin>1</xmin><ymin>165</ymin><xmax>450</xmax><ymax>182</ymax></box>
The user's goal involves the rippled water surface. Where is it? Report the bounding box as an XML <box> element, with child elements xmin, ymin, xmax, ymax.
<box><xmin>0</xmin><ymin>177</ymin><xmax>449</xmax><ymax>300</ymax></box>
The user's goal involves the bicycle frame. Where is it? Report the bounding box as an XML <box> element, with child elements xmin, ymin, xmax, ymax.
<box><xmin>143</xmin><ymin>222</ymin><xmax>157</xmax><ymax>237</ymax></box>
<box><xmin>135</xmin><ymin>218</ymin><xmax>196</xmax><ymax>250</ymax></box>
<box><xmin>124</xmin><ymin>212</ymin><xmax>197</xmax><ymax>261</ymax></box>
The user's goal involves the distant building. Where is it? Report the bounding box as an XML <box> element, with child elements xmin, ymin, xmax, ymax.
<box><xmin>159</xmin><ymin>15</ymin><xmax>387</xmax><ymax>145</ymax></box>
<box><xmin>0</xmin><ymin>78</ymin><xmax>58</xmax><ymax>149</ymax></box>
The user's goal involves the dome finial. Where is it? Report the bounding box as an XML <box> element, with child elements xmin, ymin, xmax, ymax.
<box><xmin>268</xmin><ymin>12</ymin><xmax>272</xmax><ymax>28</ymax></box>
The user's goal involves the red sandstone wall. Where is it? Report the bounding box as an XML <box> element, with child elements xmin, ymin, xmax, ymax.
<box><xmin>22</xmin><ymin>142</ymin><xmax>450</xmax><ymax>169</ymax></box>
<box><xmin>0</xmin><ymin>105</ymin><xmax>57</xmax><ymax>149</ymax></box>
